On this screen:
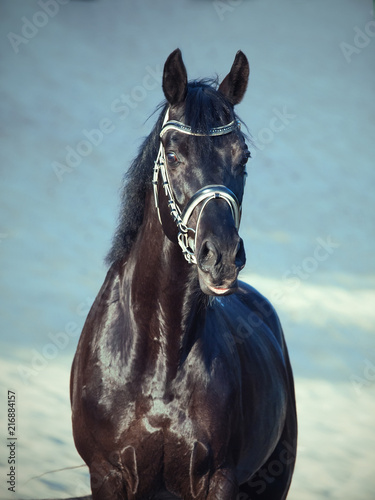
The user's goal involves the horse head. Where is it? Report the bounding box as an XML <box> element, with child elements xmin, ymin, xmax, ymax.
<box><xmin>154</xmin><ymin>48</ymin><xmax>250</xmax><ymax>296</ymax></box>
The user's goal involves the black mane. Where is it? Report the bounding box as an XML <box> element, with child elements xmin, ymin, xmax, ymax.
<box><xmin>105</xmin><ymin>79</ymin><xmax>239</xmax><ymax>266</ymax></box>
<box><xmin>104</xmin><ymin>103</ymin><xmax>167</xmax><ymax>266</ymax></box>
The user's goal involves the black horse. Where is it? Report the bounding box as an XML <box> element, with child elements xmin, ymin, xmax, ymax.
<box><xmin>70</xmin><ymin>49</ymin><xmax>297</xmax><ymax>500</ymax></box>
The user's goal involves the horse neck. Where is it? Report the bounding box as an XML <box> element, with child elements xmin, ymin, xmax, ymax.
<box><xmin>121</xmin><ymin>189</ymin><xmax>203</xmax><ymax>374</ymax></box>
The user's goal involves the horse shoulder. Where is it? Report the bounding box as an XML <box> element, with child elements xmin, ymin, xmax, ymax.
<box><xmin>71</xmin><ymin>261</ymin><xmax>128</xmax><ymax>407</ymax></box>
<box><xmin>235</xmin><ymin>280</ymin><xmax>287</xmax><ymax>349</ymax></box>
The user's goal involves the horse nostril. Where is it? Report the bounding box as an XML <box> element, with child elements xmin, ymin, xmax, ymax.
<box><xmin>199</xmin><ymin>240</ymin><xmax>219</xmax><ymax>272</ymax></box>
<box><xmin>235</xmin><ymin>239</ymin><xmax>246</xmax><ymax>270</ymax></box>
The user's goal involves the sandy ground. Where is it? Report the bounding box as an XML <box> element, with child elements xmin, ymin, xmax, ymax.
<box><xmin>1</xmin><ymin>0</ymin><xmax>374</xmax><ymax>498</ymax></box>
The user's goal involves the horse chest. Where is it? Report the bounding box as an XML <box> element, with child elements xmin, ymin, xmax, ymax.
<box><xmin>120</xmin><ymin>348</ymin><xmax>237</xmax><ymax>442</ymax></box>
<box><xmin>114</xmin><ymin>360</ymin><xmax>236</xmax><ymax>498</ymax></box>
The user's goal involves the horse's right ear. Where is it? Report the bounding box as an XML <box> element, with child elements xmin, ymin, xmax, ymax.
<box><xmin>162</xmin><ymin>49</ymin><xmax>188</xmax><ymax>106</ymax></box>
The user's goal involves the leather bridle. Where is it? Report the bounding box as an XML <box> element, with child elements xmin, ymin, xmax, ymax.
<box><xmin>153</xmin><ymin>108</ymin><xmax>244</xmax><ymax>264</ymax></box>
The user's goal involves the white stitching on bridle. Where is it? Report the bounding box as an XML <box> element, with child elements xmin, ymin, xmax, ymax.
<box><xmin>153</xmin><ymin>108</ymin><xmax>242</xmax><ymax>265</ymax></box>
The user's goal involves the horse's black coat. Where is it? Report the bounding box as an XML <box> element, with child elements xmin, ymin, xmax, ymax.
<box><xmin>71</xmin><ymin>49</ymin><xmax>297</xmax><ymax>500</ymax></box>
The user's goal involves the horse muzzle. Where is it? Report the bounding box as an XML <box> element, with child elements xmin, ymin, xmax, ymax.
<box><xmin>194</xmin><ymin>201</ymin><xmax>246</xmax><ymax>296</ymax></box>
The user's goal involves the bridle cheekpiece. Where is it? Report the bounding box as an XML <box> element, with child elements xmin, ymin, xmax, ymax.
<box><xmin>153</xmin><ymin>109</ymin><xmax>242</xmax><ymax>265</ymax></box>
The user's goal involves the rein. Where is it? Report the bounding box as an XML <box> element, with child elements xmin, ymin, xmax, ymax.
<box><xmin>153</xmin><ymin>109</ymin><xmax>242</xmax><ymax>265</ymax></box>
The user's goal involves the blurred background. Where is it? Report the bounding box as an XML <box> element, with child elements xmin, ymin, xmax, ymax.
<box><xmin>1</xmin><ymin>0</ymin><xmax>374</xmax><ymax>498</ymax></box>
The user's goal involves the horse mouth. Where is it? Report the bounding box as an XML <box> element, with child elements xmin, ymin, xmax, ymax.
<box><xmin>209</xmin><ymin>286</ymin><xmax>231</xmax><ymax>295</ymax></box>
<box><xmin>198</xmin><ymin>272</ymin><xmax>238</xmax><ymax>296</ymax></box>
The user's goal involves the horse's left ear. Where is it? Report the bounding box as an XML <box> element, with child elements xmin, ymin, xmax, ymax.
<box><xmin>218</xmin><ymin>51</ymin><xmax>249</xmax><ymax>105</ymax></box>
<box><xmin>163</xmin><ymin>48</ymin><xmax>188</xmax><ymax>106</ymax></box>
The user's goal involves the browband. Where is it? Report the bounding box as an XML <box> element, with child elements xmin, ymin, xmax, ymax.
<box><xmin>160</xmin><ymin>119</ymin><xmax>240</xmax><ymax>138</ymax></box>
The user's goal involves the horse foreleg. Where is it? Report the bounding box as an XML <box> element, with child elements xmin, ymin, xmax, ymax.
<box><xmin>89</xmin><ymin>461</ymin><xmax>125</xmax><ymax>500</ymax></box>
<box><xmin>89</xmin><ymin>446</ymin><xmax>139</xmax><ymax>500</ymax></box>
<box><xmin>206</xmin><ymin>468</ymin><xmax>238</xmax><ymax>500</ymax></box>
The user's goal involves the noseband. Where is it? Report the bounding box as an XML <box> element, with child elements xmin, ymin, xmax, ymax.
<box><xmin>153</xmin><ymin>109</ymin><xmax>242</xmax><ymax>265</ymax></box>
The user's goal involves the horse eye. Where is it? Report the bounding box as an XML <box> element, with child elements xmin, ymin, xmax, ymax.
<box><xmin>166</xmin><ymin>152</ymin><xmax>179</xmax><ymax>166</ymax></box>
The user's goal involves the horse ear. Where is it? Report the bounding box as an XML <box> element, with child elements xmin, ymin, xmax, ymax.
<box><xmin>218</xmin><ymin>51</ymin><xmax>249</xmax><ymax>105</ymax></box>
<box><xmin>162</xmin><ymin>48</ymin><xmax>188</xmax><ymax>106</ymax></box>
